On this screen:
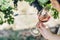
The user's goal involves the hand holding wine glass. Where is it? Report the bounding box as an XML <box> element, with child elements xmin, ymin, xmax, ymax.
<box><xmin>37</xmin><ymin>8</ymin><xmax>60</xmax><ymax>40</ymax></box>
<box><xmin>36</xmin><ymin>8</ymin><xmax>53</xmax><ymax>39</ymax></box>
<box><xmin>30</xmin><ymin>8</ymin><xmax>51</xmax><ymax>36</ymax></box>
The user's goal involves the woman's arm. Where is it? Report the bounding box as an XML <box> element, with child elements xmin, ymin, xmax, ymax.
<box><xmin>49</xmin><ymin>34</ymin><xmax>60</xmax><ymax>40</ymax></box>
<box><xmin>50</xmin><ymin>0</ymin><xmax>60</xmax><ymax>12</ymax></box>
<box><xmin>36</xmin><ymin>22</ymin><xmax>60</xmax><ymax>40</ymax></box>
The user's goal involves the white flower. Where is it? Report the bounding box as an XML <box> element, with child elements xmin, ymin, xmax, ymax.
<box><xmin>12</xmin><ymin>1</ymin><xmax>38</xmax><ymax>30</ymax></box>
<box><xmin>17</xmin><ymin>1</ymin><xmax>30</xmax><ymax>10</ymax></box>
<box><xmin>17</xmin><ymin>1</ymin><xmax>38</xmax><ymax>14</ymax></box>
<box><xmin>17</xmin><ymin>1</ymin><xmax>30</xmax><ymax>14</ymax></box>
<box><xmin>26</xmin><ymin>6</ymin><xmax>38</xmax><ymax>15</ymax></box>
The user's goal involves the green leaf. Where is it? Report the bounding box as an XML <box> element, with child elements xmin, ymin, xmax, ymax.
<box><xmin>25</xmin><ymin>0</ymin><xmax>35</xmax><ymax>4</ymax></box>
<box><xmin>1</xmin><ymin>5</ymin><xmax>7</xmax><ymax>10</ymax></box>
<box><xmin>52</xmin><ymin>9</ymin><xmax>59</xmax><ymax>19</ymax></box>
<box><xmin>0</xmin><ymin>0</ymin><xmax>11</xmax><ymax>10</ymax></box>
<box><xmin>42</xmin><ymin>3</ymin><xmax>59</xmax><ymax>19</ymax></box>
<box><xmin>0</xmin><ymin>17</ymin><xmax>3</xmax><ymax>24</ymax></box>
<box><xmin>38</xmin><ymin>0</ymin><xmax>49</xmax><ymax>4</ymax></box>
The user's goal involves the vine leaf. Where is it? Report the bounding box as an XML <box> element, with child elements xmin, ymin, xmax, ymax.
<box><xmin>25</xmin><ymin>0</ymin><xmax>35</xmax><ymax>4</ymax></box>
<box><xmin>38</xmin><ymin>0</ymin><xmax>49</xmax><ymax>4</ymax></box>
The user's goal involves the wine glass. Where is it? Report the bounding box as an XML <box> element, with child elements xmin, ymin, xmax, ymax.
<box><xmin>38</xmin><ymin>8</ymin><xmax>50</xmax><ymax>22</ymax></box>
<box><xmin>30</xmin><ymin>8</ymin><xmax>50</xmax><ymax>36</ymax></box>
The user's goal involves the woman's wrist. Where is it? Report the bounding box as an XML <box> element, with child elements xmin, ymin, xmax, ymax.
<box><xmin>48</xmin><ymin>34</ymin><xmax>60</xmax><ymax>40</ymax></box>
<box><xmin>47</xmin><ymin>33</ymin><xmax>53</xmax><ymax>40</ymax></box>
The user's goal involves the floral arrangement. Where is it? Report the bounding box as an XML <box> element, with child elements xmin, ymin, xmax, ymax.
<box><xmin>0</xmin><ymin>0</ymin><xmax>14</xmax><ymax>24</ymax></box>
<box><xmin>0</xmin><ymin>0</ymin><xmax>60</xmax><ymax>40</ymax></box>
<box><xmin>0</xmin><ymin>0</ymin><xmax>14</xmax><ymax>30</ymax></box>
<box><xmin>0</xmin><ymin>0</ymin><xmax>60</xmax><ymax>30</ymax></box>
<box><xmin>12</xmin><ymin>1</ymin><xmax>38</xmax><ymax>30</ymax></box>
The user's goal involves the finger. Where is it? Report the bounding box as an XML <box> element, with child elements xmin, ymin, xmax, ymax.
<box><xmin>39</xmin><ymin>23</ymin><xmax>45</xmax><ymax>30</ymax></box>
<box><xmin>36</xmin><ymin>22</ymin><xmax>44</xmax><ymax>30</ymax></box>
<box><xmin>38</xmin><ymin>28</ymin><xmax>47</xmax><ymax>38</ymax></box>
<box><xmin>39</xmin><ymin>23</ymin><xmax>49</xmax><ymax>31</ymax></box>
<box><xmin>36</xmin><ymin>22</ymin><xmax>41</xmax><ymax>28</ymax></box>
<box><xmin>41</xmin><ymin>23</ymin><xmax>46</xmax><ymax>28</ymax></box>
<box><xmin>36</xmin><ymin>22</ymin><xmax>47</xmax><ymax>30</ymax></box>
<box><xmin>39</xmin><ymin>28</ymin><xmax>43</xmax><ymax>34</ymax></box>
<box><xmin>36</xmin><ymin>22</ymin><xmax>44</xmax><ymax>31</ymax></box>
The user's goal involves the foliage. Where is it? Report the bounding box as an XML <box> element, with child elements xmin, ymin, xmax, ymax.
<box><xmin>38</xmin><ymin>0</ymin><xmax>60</xmax><ymax>19</ymax></box>
<box><xmin>45</xmin><ymin>4</ymin><xmax>59</xmax><ymax>19</ymax></box>
<box><xmin>25</xmin><ymin>0</ymin><xmax>35</xmax><ymax>4</ymax></box>
<box><xmin>25</xmin><ymin>0</ymin><xmax>59</xmax><ymax>19</ymax></box>
<box><xmin>38</xmin><ymin>0</ymin><xmax>49</xmax><ymax>5</ymax></box>
<box><xmin>0</xmin><ymin>0</ymin><xmax>59</xmax><ymax>40</ymax></box>
<box><xmin>0</xmin><ymin>0</ymin><xmax>59</xmax><ymax>25</ymax></box>
<box><xmin>0</xmin><ymin>0</ymin><xmax>14</xmax><ymax>24</ymax></box>
<box><xmin>0</xmin><ymin>0</ymin><xmax>12</xmax><ymax>10</ymax></box>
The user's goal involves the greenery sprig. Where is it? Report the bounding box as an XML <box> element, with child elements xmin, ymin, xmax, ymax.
<box><xmin>0</xmin><ymin>0</ymin><xmax>14</xmax><ymax>24</ymax></box>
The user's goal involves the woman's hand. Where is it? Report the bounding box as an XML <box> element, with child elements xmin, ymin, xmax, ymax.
<box><xmin>36</xmin><ymin>14</ymin><xmax>52</xmax><ymax>39</ymax></box>
<box><xmin>36</xmin><ymin>22</ymin><xmax>52</xmax><ymax>39</ymax></box>
<box><xmin>37</xmin><ymin>14</ymin><xmax>60</xmax><ymax>40</ymax></box>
